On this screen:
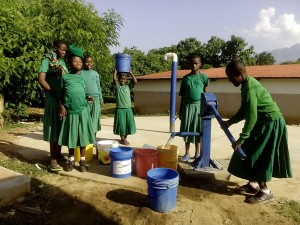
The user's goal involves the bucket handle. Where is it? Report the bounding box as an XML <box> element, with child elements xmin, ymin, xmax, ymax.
<box><xmin>151</xmin><ymin>179</ymin><xmax>178</xmax><ymax>189</ymax></box>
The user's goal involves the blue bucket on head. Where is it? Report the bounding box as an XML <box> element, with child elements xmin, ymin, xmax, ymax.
<box><xmin>146</xmin><ymin>168</ymin><xmax>179</xmax><ymax>212</ymax></box>
<box><xmin>109</xmin><ymin>146</ymin><xmax>133</xmax><ymax>178</ymax></box>
<box><xmin>115</xmin><ymin>53</ymin><xmax>131</xmax><ymax>73</ymax></box>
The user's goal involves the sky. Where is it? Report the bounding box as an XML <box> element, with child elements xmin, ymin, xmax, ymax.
<box><xmin>86</xmin><ymin>0</ymin><xmax>300</xmax><ymax>54</ymax></box>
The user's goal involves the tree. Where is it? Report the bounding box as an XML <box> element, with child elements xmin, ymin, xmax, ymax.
<box><xmin>176</xmin><ymin>38</ymin><xmax>204</xmax><ymax>69</ymax></box>
<box><xmin>281</xmin><ymin>58</ymin><xmax>300</xmax><ymax>65</ymax></box>
<box><xmin>121</xmin><ymin>46</ymin><xmax>176</xmax><ymax>76</ymax></box>
<box><xmin>203</xmin><ymin>36</ymin><xmax>225</xmax><ymax>68</ymax></box>
<box><xmin>221</xmin><ymin>35</ymin><xmax>256</xmax><ymax>66</ymax></box>
<box><xmin>255</xmin><ymin>52</ymin><xmax>275</xmax><ymax>65</ymax></box>
<box><xmin>0</xmin><ymin>0</ymin><xmax>122</xmax><ymax>118</ymax></box>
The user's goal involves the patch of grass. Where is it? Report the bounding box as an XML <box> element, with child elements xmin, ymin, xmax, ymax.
<box><xmin>0</xmin><ymin>122</ymin><xmax>31</xmax><ymax>132</ymax></box>
<box><xmin>274</xmin><ymin>198</ymin><xmax>300</xmax><ymax>224</ymax></box>
<box><xmin>0</xmin><ymin>156</ymin><xmax>46</xmax><ymax>178</ymax></box>
<box><xmin>102</xmin><ymin>103</ymin><xmax>116</xmax><ymax>110</ymax></box>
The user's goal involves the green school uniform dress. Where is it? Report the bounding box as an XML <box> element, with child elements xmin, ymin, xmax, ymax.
<box><xmin>81</xmin><ymin>70</ymin><xmax>103</xmax><ymax>133</ymax></box>
<box><xmin>113</xmin><ymin>84</ymin><xmax>136</xmax><ymax>136</ymax></box>
<box><xmin>38</xmin><ymin>53</ymin><xmax>68</xmax><ymax>142</ymax></box>
<box><xmin>179</xmin><ymin>72</ymin><xmax>209</xmax><ymax>143</ymax></box>
<box><xmin>227</xmin><ymin>76</ymin><xmax>292</xmax><ymax>182</ymax></box>
<box><xmin>58</xmin><ymin>73</ymin><xmax>95</xmax><ymax>148</ymax></box>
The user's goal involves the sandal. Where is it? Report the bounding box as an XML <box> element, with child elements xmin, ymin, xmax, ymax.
<box><xmin>65</xmin><ymin>160</ymin><xmax>75</xmax><ymax>172</ymax></box>
<box><xmin>235</xmin><ymin>182</ymin><xmax>260</xmax><ymax>194</ymax></box>
<box><xmin>47</xmin><ymin>164</ymin><xmax>62</xmax><ymax>173</ymax></box>
<box><xmin>79</xmin><ymin>160</ymin><xmax>87</xmax><ymax>173</ymax></box>
<box><xmin>120</xmin><ymin>140</ymin><xmax>130</xmax><ymax>146</ymax></box>
<box><xmin>194</xmin><ymin>153</ymin><xmax>200</xmax><ymax>159</ymax></box>
<box><xmin>181</xmin><ymin>154</ymin><xmax>190</xmax><ymax>161</ymax></box>
<box><xmin>246</xmin><ymin>190</ymin><xmax>274</xmax><ymax>204</ymax></box>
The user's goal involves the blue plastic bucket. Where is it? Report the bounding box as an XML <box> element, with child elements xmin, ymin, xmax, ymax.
<box><xmin>146</xmin><ymin>168</ymin><xmax>179</xmax><ymax>212</ymax></box>
<box><xmin>115</xmin><ymin>53</ymin><xmax>131</xmax><ymax>73</ymax></box>
<box><xmin>109</xmin><ymin>147</ymin><xmax>133</xmax><ymax>178</ymax></box>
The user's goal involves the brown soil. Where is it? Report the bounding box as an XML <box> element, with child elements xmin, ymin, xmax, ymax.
<box><xmin>0</xmin><ymin>126</ymin><xmax>296</xmax><ymax>225</ymax></box>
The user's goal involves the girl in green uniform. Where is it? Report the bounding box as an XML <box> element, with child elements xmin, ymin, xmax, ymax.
<box><xmin>58</xmin><ymin>46</ymin><xmax>95</xmax><ymax>172</ymax></box>
<box><xmin>224</xmin><ymin>60</ymin><xmax>292</xmax><ymax>204</ymax></box>
<box><xmin>113</xmin><ymin>69</ymin><xmax>137</xmax><ymax>145</ymax></box>
<box><xmin>81</xmin><ymin>54</ymin><xmax>104</xmax><ymax>145</ymax></box>
<box><xmin>179</xmin><ymin>54</ymin><xmax>209</xmax><ymax>161</ymax></box>
<box><xmin>38</xmin><ymin>40</ymin><xmax>68</xmax><ymax>172</ymax></box>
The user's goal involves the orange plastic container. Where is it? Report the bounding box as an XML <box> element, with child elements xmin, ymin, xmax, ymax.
<box><xmin>134</xmin><ymin>148</ymin><xmax>158</xmax><ymax>178</ymax></box>
<box><xmin>157</xmin><ymin>145</ymin><xmax>179</xmax><ymax>170</ymax></box>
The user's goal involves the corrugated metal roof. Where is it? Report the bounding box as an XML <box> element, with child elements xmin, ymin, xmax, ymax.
<box><xmin>137</xmin><ymin>64</ymin><xmax>300</xmax><ymax>80</ymax></box>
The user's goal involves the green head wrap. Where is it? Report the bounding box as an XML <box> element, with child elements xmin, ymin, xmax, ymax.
<box><xmin>68</xmin><ymin>45</ymin><xmax>84</xmax><ymax>58</ymax></box>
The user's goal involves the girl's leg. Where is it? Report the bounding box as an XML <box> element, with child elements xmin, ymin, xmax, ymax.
<box><xmin>195</xmin><ymin>142</ymin><xmax>200</xmax><ymax>158</ymax></box>
<box><xmin>94</xmin><ymin>132</ymin><xmax>97</xmax><ymax>146</ymax></box>
<box><xmin>79</xmin><ymin>147</ymin><xmax>87</xmax><ymax>172</ymax></box>
<box><xmin>66</xmin><ymin>148</ymin><xmax>75</xmax><ymax>172</ymax></box>
<box><xmin>258</xmin><ymin>182</ymin><xmax>271</xmax><ymax>194</ymax></box>
<box><xmin>69</xmin><ymin>148</ymin><xmax>75</xmax><ymax>158</ymax></box>
<box><xmin>182</xmin><ymin>142</ymin><xmax>190</xmax><ymax>161</ymax></box>
<box><xmin>48</xmin><ymin>142</ymin><xmax>62</xmax><ymax>172</ymax></box>
<box><xmin>50</xmin><ymin>142</ymin><xmax>58</xmax><ymax>165</ymax></box>
<box><xmin>124</xmin><ymin>135</ymin><xmax>129</xmax><ymax>145</ymax></box>
<box><xmin>94</xmin><ymin>132</ymin><xmax>98</xmax><ymax>159</ymax></box>
<box><xmin>56</xmin><ymin>144</ymin><xmax>62</xmax><ymax>159</ymax></box>
<box><xmin>120</xmin><ymin>135</ymin><xmax>125</xmax><ymax>143</ymax></box>
<box><xmin>120</xmin><ymin>135</ymin><xmax>129</xmax><ymax>145</ymax></box>
<box><xmin>80</xmin><ymin>146</ymin><xmax>86</xmax><ymax>158</ymax></box>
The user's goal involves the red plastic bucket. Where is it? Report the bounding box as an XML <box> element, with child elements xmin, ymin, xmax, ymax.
<box><xmin>134</xmin><ymin>148</ymin><xmax>158</xmax><ymax>178</ymax></box>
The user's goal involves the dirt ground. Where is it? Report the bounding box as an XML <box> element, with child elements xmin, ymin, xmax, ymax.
<box><xmin>0</xmin><ymin>125</ymin><xmax>297</xmax><ymax>225</ymax></box>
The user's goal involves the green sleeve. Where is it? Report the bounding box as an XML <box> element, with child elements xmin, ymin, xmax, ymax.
<box><xmin>58</xmin><ymin>75</ymin><xmax>65</xmax><ymax>103</ymax></box>
<box><xmin>237</xmin><ymin>90</ymin><xmax>258</xmax><ymax>144</ymax></box>
<box><xmin>204</xmin><ymin>74</ymin><xmax>209</xmax><ymax>89</ymax></box>
<box><xmin>179</xmin><ymin>76</ymin><xmax>185</xmax><ymax>96</ymax></box>
<box><xmin>96</xmin><ymin>72</ymin><xmax>103</xmax><ymax>102</ymax></box>
<box><xmin>227</xmin><ymin>106</ymin><xmax>244</xmax><ymax>126</ymax></box>
<box><xmin>38</xmin><ymin>58</ymin><xmax>50</xmax><ymax>73</ymax></box>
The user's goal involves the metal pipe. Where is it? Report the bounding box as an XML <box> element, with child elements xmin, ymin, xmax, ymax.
<box><xmin>164</xmin><ymin>53</ymin><xmax>178</xmax><ymax>132</ymax></box>
<box><xmin>170</xmin><ymin>131</ymin><xmax>201</xmax><ymax>138</ymax></box>
<box><xmin>208</xmin><ymin>104</ymin><xmax>247</xmax><ymax>160</ymax></box>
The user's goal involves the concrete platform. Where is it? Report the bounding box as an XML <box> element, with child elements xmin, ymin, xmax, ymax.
<box><xmin>1</xmin><ymin>116</ymin><xmax>300</xmax><ymax>203</ymax></box>
<box><xmin>0</xmin><ymin>166</ymin><xmax>31</xmax><ymax>207</ymax></box>
<box><xmin>178</xmin><ymin>159</ymin><xmax>231</xmax><ymax>180</ymax></box>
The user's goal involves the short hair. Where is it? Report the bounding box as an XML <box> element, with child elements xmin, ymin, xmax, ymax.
<box><xmin>188</xmin><ymin>54</ymin><xmax>202</xmax><ymax>63</ymax></box>
<box><xmin>117</xmin><ymin>72</ymin><xmax>128</xmax><ymax>79</ymax></box>
<box><xmin>225</xmin><ymin>60</ymin><xmax>246</xmax><ymax>76</ymax></box>
<box><xmin>84</xmin><ymin>54</ymin><xmax>93</xmax><ymax>61</ymax></box>
<box><xmin>53</xmin><ymin>39</ymin><xmax>67</xmax><ymax>48</ymax></box>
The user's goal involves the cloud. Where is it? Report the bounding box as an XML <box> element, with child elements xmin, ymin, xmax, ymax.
<box><xmin>242</xmin><ymin>7</ymin><xmax>300</xmax><ymax>51</ymax></box>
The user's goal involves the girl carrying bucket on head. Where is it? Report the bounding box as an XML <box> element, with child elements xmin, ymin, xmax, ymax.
<box><xmin>38</xmin><ymin>39</ymin><xmax>68</xmax><ymax>172</ymax></box>
<box><xmin>113</xmin><ymin>69</ymin><xmax>137</xmax><ymax>145</ymax></box>
<box><xmin>81</xmin><ymin>54</ymin><xmax>104</xmax><ymax>146</ymax></box>
<box><xmin>58</xmin><ymin>45</ymin><xmax>95</xmax><ymax>173</ymax></box>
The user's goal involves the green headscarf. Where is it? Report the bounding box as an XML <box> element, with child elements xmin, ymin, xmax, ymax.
<box><xmin>68</xmin><ymin>45</ymin><xmax>84</xmax><ymax>58</ymax></box>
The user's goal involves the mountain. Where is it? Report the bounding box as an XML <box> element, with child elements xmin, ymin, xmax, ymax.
<box><xmin>268</xmin><ymin>43</ymin><xmax>300</xmax><ymax>64</ymax></box>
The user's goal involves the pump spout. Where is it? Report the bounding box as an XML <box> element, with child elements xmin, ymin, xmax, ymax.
<box><xmin>163</xmin><ymin>53</ymin><xmax>178</xmax><ymax>62</ymax></box>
